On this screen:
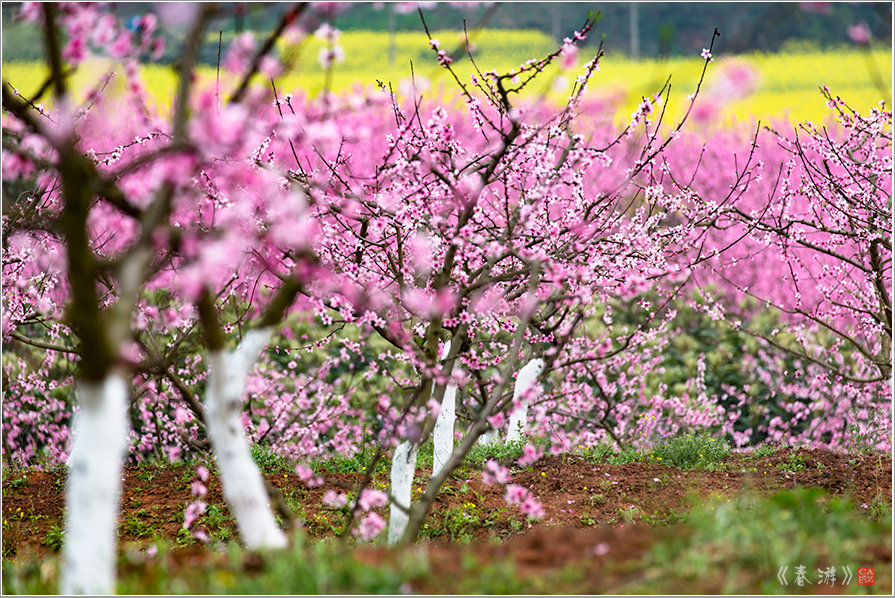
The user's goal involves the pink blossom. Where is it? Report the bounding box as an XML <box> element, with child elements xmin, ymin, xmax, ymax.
<box><xmin>358</xmin><ymin>488</ymin><xmax>389</xmax><ymax>510</ymax></box>
<box><xmin>108</xmin><ymin>31</ymin><xmax>133</xmax><ymax>59</ymax></box>
<box><xmin>259</xmin><ymin>55</ymin><xmax>282</xmax><ymax>79</ymax></box>
<box><xmin>173</xmin><ymin>406</ymin><xmax>190</xmax><ymax>425</ymax></box>
<box><xmin>505</xmin><ymin>484</ymin><xmax>528</xmax><ymax>506</ymax></box>
<box><xmin>487</xmin><ymin>412</ymin><xmax>506</xmax><ymax>430</ymax></box>
<box><xmin>196</xmin><ymin>465</ymin><xmax>209</xmax><ymax>482</ymax></box>
<box><xmin>322</xmin><ymin>490</ymin><xmax>348</xmax><ymax>508</ymax></box>
<box><xmin>798</xmin><ymin>2</ymin><xmax>831</xmax><ymax>14</ymax></box>
<box><xmin>19</xmin><ymin>2</ymin><xmax>42</xmax><ymax>23</ymax></box>
<box><xmin>517</xmin><ymin>443</ymin><xmax>542</xmax><ymax>467</ymax></box>
<box><xmin>190</xmin><ymin>480</ymin><xmax>208</xmax><ymax>498</ymax></box>
<box><xmin>151</xmin><ymin>37</ymin><xmax>166</xmax><ymax>61</ymax></box>
<box><xmin>224</xmin><ymin>32</ymin><xmax>257</xmax><ymax>73</ymax></box>
<box><xmin>356</xmin><ymin>512</ymin><xmax>386</xmax><ymax>540</ymax></box>
<box><xmin>318</xmin><ymin>45</ymin><xmax>346</xmax><ymax>69</ymax></box>
<box><xmin>296</xmin><ymin>464</ymin><xmax>324</xmax><ymax>487</ymax></box>
<box><xmin>560</xmin><ymin>44</ymin><xmax>579</xmax><ymax>70</ymax></box>
<box><xmin>183</xmin><ymin>500</ymin><xmax>207</xmax><ymax>529</ymax></box>
<box><xmin>192</xmin><ymin>529</ymin><xmax>209</xmax><ymax>542</ymax></box>
<box><xmin>482</xmin><ymin>460</ymin><xmax>510</xmax><ymax>485</ymax></box>
<box><xmin>312</xmin><ymin>2</ymin><xmax>353</xmax><ymax>17</ymax></box>
<box><xmin>62</xmin><ymin>36</ymin><xmax>88</xmax><ymax>64</ymax></box>
<box><xmin>156</xmin><ymin>3</ymin><xmax>201</xmax><ymax>32</ymax></box>
<box><xmin>520</xmin><ymin>496</ymin><xmax>544</xmax><ymax>519</ymax></box>
<box><xmin>847</xmin><ymin>22</ymin><xmax>871</xmax><ymax>45</ymax></box>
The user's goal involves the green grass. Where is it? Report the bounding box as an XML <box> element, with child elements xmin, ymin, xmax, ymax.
<box><xmin>40</xmin><ymin>526</ymin><xmax>64</xmax><ymax>552</ymax></box>
<box><xmin>776</xmin><ymin>451</ymin><xmax>808</xmax><ymax>473</ymax></box>
<box><xmin>465</xmin><ymin>438</ymin><xmax>527</xmax><ymax>466</ymax></box>
<box><xmin>4</xmin><ymin>488</ymin><xmax>887</xmax><ymax>594</ymax></box>
<box><xmin>249</xmin><ymin>444</ymin><xmax>293</xmax><ymax>474</ymax></box>
<box><xmin>582</xmin><ymin>442</ymin><xmax>644</xmax><ymax>465</ymax></box>
<box><xmin>2</xmin><ymin>532</ymin><xmax>427</xmax><ymax>594</ymax></box>
<box><xmin>423</xmin><ymin>500</ymin><xmax>484</xmax><ymax>543</ymax></box>
<box><xmin>744</xmin><ymin>442</ymin><xmax>778</xmax><ymax>460</ymax></box>
<box><xmin>121</xmin><ymin>512</ymin><xmax>154</xmax><ymax>539</ymax></box>
<box><xmin>647</xmin><ymin>432</ymin><xmax>731</xmax><ymax>469</ymax></box>
<box><xmin>632</xmin><ymin>488</ymin><xmax>893</xmax><ymax>593</ymax></box>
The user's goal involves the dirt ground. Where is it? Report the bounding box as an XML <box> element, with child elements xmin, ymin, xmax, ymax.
<box><xmin>2</xmin><ymin>448</ymin><xmax>891</xmax><ymax>592</ymax></box>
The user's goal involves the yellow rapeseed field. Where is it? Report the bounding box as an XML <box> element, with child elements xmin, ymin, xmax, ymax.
<box><xmin>2</xmin><ymin>29</ymin><xmax>890</xmax><ymax>126</ymax></box>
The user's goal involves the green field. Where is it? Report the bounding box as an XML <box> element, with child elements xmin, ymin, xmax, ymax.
<box><xmin>2</xmin><ymin>29</ymin><xmax>891</xmax><ymax>126</ymax></box>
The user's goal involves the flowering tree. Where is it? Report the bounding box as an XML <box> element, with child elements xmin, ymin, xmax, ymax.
<box><xmin>2</xmin><ymin>4</ymin><xmax>206</xmax><ymax>591</ymax></box>
<box><xmin>688</xmin><ymin>88</ymin><xmax>893</xmax><ymax>448</ymax></box>
<box><xmin>1</xmin><ymin>1</ymin><xmax>329</xmax><ymax>591</ymax></box>
<box><xmin>268</xmin><ymin>11</ymin><xmax>727</xmax><ymax>543</ymax></box>
<box><xmin>7</xmin><ymin>1</ymin><xmax>887</xmax><ymax>583</ymax></box>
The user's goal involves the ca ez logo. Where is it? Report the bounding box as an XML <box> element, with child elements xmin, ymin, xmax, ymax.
<box><xmin>857</xmin><ymin>567</ymin><xmax>876</xmax><ymax>586</ymax></box>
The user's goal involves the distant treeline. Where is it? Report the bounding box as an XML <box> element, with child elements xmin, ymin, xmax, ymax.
<box><xmin>2</xmin><ymin>2</ymin><xmax>892</xmax><ymax>64</ymax></box>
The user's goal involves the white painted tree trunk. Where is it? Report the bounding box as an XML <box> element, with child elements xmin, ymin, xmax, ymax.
<box><xmin>61</xmin><ymin>373</ymin><xmax>129</xmax><ymax>595</ymax></box>
<box><xmin>205</xmin><ymin>327</ymin><xmax>288</xmax><ymax>549</ymax></box>
<box><xmin>388</xmin><ymin>440</ymin><xmax>419</xmax><ymax>544</ymax></box>
<box><xmin>506</xmin><ymin>358</ymin><xmax>545</xmax><ymax>443</ymax></box>
<box><xmin>432</xmin><ymin>339</ymin><xmax>457</xmax><ymax>478</ymax></box>
<box><xmin>477</xmin><ymin>429</ymin><xmax>498</xmax><ymax>446</ymax></box>
<box><xmin>432</xmin><ymin>383</ymin><xmax>457</xmax><ymax>477</ymax></box>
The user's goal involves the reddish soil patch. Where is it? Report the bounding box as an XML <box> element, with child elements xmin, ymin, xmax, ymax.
<box><xmin>2</xmin><ymin>448</ymin><xmax>891</xmax><ymax>585</ymax></box>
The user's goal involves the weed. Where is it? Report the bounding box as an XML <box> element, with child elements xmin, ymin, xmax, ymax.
<box><xmin>579</xmin><ymin>512</ymin><xmax>598</xmax><ymax>526</ymax></box>
<box><xmin>282</xmin><ymin>487</ymin><xmax>308</xmax><ymax>513</ymax></box>
<box><xmin>175</xmin><ymin>527</ymin><xmax>193</xmax><ymax>546</ymax></box>
<box><xmin>250</xmin><ymin>444</ymin><xmax>292</xmax><ymax>474</ymax></box>
<box><xmin>481</xmin><ymin>506</ymin><xmax>522</xmax><ymax>537</ymax></box>
<box><xmin>582</xmin><ymin>443</ymin><xmax>643</xmax><ymax>465</ymax></box>
<box><xmin>776</xmin><ymin>452</ymin><xmax>807</xmax><ymax>473</ymax></box>
<box><xmin>306</xmin><ymin>510</ymin><xmax>345</xmax><ymax>536</ymax></box>
<box><xmin>647</xmin><ymin>476</ymin><xmax>668</xmax><ymax>489</ymax></box>
<box><xmin>134</xmin><ymin>469</ymin><xmax>156</xmax><ymax>483</ymax></box>
<box><xmin>618</xmin><ymin>505</ymin><xmax>639</xmax><ymax>524</ymax></box>
<box><xmin>744</xmin><ymin>442</ymin><xmax>777</xmax><ymax>460</ymax></box>
<box><xmin>121</xmin><ymin>513</ymin><xmax>153</xmax><ymax>538</ymax></box>
<box><xmin>635</xmin><ymin>488</ymin><xmax>890</xmax><ymax>593</ymax></box>
<box><xmin>863</xmin><ymin>493</ymin><xmax>891</xmax><ymax>523</ymax></box>
<box><xmin>465</xmin><ymin>438</ymin><xmax>526</xmax><ymax>466</ymax></box>
<box><xmin>6</xmin><ymin>476</ymin><xmax>29</xmax><ymax>490</ymax></box>
<box><xmin>41</xmin><ymin>525</ymin><xmax>64</xmax><ymax>552</ymax></box>
<box><xmin>639</xmin><ymin>509</ymin><xmax>687</xmax><ymax>526</ymax></box>
<box><xmin>581</xmin><ymin>443</ymin><xmax>614</xmax><ymax>463</ymax></box>
<box><xmin>588</xmin><ymin>493</ymin><xmax>606</xmax><ymax>506</ymax></box>
<box><xmin>423</xmin><ymin>501</ymin><xmax>484</xmax><ymax>543</ymax></box>
<box><xmin>649</xmin><ymin>432</ymin><xmax>730</xmax><ymax>469</ymax></box>
<box><xmin>204</xmin><ymin>503</ymin><xmax>236</xmax><ymax>542</ymax></box>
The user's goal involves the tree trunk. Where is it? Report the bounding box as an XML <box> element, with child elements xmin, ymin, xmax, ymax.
<box><xmin>61</xmin><ymin>373</ymin><xmax>129</xmax><ymax>595</ymax></box>
<box><xmin>205</xmin><ymin>327</ymin><xmax>288</xmax><ymax>549</ymax></box>
<box><xmin>432</xmin><ymin>382</ymin><xmax>458</xmax><ymax>477</ymax></box>
<box><xmin>478</xmin><ymin>429</ymin><xmax>498</xmax><ymax>445</ymax></box>
<box><xmin>432</xmin><ymin>339</ymin><xmax>457</xmax><ymax>478</ymax></box>
<box><xmin>506</xmin><ymin>358</ymin><xmax>545</xmax><ymax>443</ymax></box>
<box><xmin>388</xmin><ymin>440</ymin><xmax>419</xmax><ymax>544</ymax></box>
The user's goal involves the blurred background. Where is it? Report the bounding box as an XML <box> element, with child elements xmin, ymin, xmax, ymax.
<box><xmin>2</xmin><ymin>2</ymin><xmax>893</xmax><ymax>125</ymax></box>
<box><xmin>4</xmin><ymin>2</ymin><xmax>892</xmax><ymax>61</ymax></box>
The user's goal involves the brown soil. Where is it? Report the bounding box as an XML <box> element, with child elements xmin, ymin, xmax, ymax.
<box><xmin>2</xmin><ymin>448</ymin><xmax>891</xmax><ymax>592</ymax></box>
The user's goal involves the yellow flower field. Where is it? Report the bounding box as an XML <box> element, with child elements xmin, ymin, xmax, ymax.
<box><xmin>2</xmin><ymin>28</ymin><xmax>890</xmax><ymax>126</ymax></box>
